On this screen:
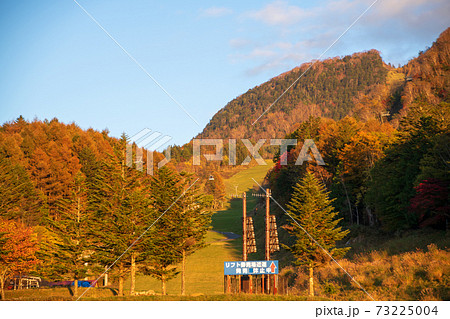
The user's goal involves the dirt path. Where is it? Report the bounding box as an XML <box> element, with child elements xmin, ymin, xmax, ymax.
<box><xmin>213</xmin><ymin>231</ymin><xmax>240</xmax><ymax>241</ymax></box>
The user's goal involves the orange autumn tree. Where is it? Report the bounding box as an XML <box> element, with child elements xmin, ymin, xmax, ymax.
<box><xmin>0</xmin><ymin>218</ymin><xmax>39</xmax><ymax>300</ymax></box>
<box><xmin>335</xmin><ymin>125</ymin><xmax>395</xmax><ymax>224</ymax></box>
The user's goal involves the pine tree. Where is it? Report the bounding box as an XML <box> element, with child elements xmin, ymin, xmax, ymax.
<box><xmin>285</xmin><ymin>172</ymin><xmax>349</xmax><ymax>297</ymax></box>
<box><xmin>143</xmin><ymin>166</ymin><xmax>186</xmax><ymax>295</ymax></box>
<box><xmin>89</xmin><ymin>135</ymin><xmax>153</xmax><ymax>296</ymax></box>
<box><xmin>50</xmin><ymin>172</ymin><xmax>90</xmax><ymax>298</ymax></box>
<box><xmin>177</xmin><ymin>172</ymin><xmax>211</xmax><ymax>295</ymax></box>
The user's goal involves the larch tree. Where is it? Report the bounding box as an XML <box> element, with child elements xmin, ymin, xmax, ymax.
<box><xmin>284</xmin><ymin>172</ymin><xmax>349</xmax><ymax>297</ymax></box>
<box><xmin>0</xmin><ymin>157</ymin><xmax>41</xmax><ymax>225</ymax></box>
<box><xmin>204</xmin><ymin>172</ymin><xmax>225</xmax><ymax>209</ymax></box>
<box><xmin>335</xmin><ymin>130</ymin><xmax>390</xmax><ymax>225</ymax></box>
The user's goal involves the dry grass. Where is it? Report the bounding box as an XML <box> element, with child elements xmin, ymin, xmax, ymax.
<box><xmin>5</xmin><ymin>287</ymin><xmax>321</xmax><ymax>301</ymax></box>
<box><xmin>286</xmin><ymin>244</ymin><xmax>450</xmax><ymax>301</ymax></box>
<box><xmin>5</xmin><ymin>287</ymin><xmax>117</xmax><ymax>301</ymax></box>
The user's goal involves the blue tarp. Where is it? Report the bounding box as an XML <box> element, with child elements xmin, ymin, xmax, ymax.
<box><xmin>71</xmin><ymin>280</ymin><xmax>93</xmax><ymax>287</ymax></box>
<box><xmin>47</xmin><ymin>279</ymin><xmax>97</xmax><ymax>287</ymax></box>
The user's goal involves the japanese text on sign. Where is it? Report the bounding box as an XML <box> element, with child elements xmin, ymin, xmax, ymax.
<box><xmin>224</xmin><ymin>260</ymin><xmax>278</xmax><ymax>275</ymax></box>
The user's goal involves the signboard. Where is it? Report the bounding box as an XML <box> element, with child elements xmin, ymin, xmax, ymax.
<box><xmin>224</xmin><ymin>260</ymin><xmax>278</xmax><ymax>275</ymax></box>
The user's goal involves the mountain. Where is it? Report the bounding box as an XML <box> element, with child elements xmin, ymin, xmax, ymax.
<box><xmin>400</xmin><ymin>28</ymin><xmax>450</xmax><ymax>115</ymax></box>
<box><xmin>197</xmin><ymin>28</ymin><xmax>450</xmax><ymax>141</ymax></box>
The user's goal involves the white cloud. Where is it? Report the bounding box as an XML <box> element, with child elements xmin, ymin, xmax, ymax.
<box><xmin>246</xmin><ymin>0</ymin><xmax>311</xmax><ymax>26</ymax></box>
<box><xmin>246</xmin><ymin>60</ymin><xmax>285</xmax><ymax>76</ymax></box>
<box><xmin>233</xmin><ymin>0</ymin><xmax>450</xmax><ymax>75</ymax></box>
<box><xmin>249</xmin><ymin>48</ymin><xmax>277</xmax><ymax>58</ymax></box>
<box><xmin>245</xmin><ymin>51</ymin><xmax>313</xmax><ymax>76</ymax></box>
<box><xmin>368</xmin><ymin>0</ymin><xmax>450</xmax><ymax>28</ymax></box>
<box><xmin>374</xmin><ymin>0</ymin><xmax>438</xmax><ymax>18</ymax></box>
<box><xmin>201</xmin><ymin>7</ymin><xmax>233</xmax><ymax>17</ymax></box>
<box><xmin>229</xmin><ymin>38</ymin><xmax>253</xmax><ymax>49</ymax></box>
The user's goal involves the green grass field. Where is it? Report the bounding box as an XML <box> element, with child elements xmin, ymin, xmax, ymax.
<box><xmin>224</xmin><ymin>162</ymin><xmax>273</xmax><ymax>195</ymax></box>
<box><xmin>123</xmin><ymin>231</ymin><xmax>239</xmax><ymax>295</ymax></box>
<box><xmin>212</xmin><ymin>163</ymin><xmax>274</xmax><ymax>253</ymax></box>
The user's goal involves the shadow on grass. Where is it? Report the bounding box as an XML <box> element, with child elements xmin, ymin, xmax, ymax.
<box><xmin>211</xmin><ymin>191</ymin><xmax>261</xmax><ymax>257</ymax></box>
<box><xmin>109</xmin><ymin>287</ymin><xmax>119</xmax><ymax>296</ymax></box>
<box><xmin>69</xmin><ymin>286</ymin><xmax>118</xmax><ymax>298</ymax></box>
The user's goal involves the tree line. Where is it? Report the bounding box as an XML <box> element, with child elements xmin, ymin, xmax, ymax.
<box><xmin>268</xmin><ymin>100</ymin><xmax>449</xmax><ymax>233</ymax></box>
<box><xmin>0</xmin><ymin>118</ymin><xmax>211</xmax><ymax>299</ymax></box>
<box><xmin>265</xmin><ymin>99</ymin><xmax>448</xmax><ymax>296</ymax></box>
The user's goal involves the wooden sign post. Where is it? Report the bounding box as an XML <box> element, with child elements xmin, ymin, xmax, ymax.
<box><xmin>242</xmin><ymin>192</ymin><xmax>253</xmax><ymax>293</ymax></box>
<box><xmin>265</xmin><ymin>189</ymin><xmax>270</xmax><ymax>294</ymax></box>
<box><xmin>224</xmin><ymin>189</ymin><xmax>279</xmax><ymax>295</ymax></box>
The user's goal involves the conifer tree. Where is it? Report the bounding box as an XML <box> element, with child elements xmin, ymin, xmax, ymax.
<box><xmin>143</xmin><ymin>166</ymin><xmax>186</xmax><ymax>295</ymax></box>
<box><xmin>89</xmin><ymin>135</ymin><xmax>153</xmax><ymax>296</ymax></box>
<box><xmin>0</xmin><ymin>157</ymin><xmax>40</xmax><ymax>225</ymax></box>
<box><xmin>285</xmin><ymin>172</ymin><xmax>349</xmax><ymax>296</ymax></box>
<box><xmin>177</xmin><ymin>172</ymin><xmax>211</xmax><ymax>295</ymax></box>
<box><xmin>50</xmin><ymin>172</ymin><xmax>90</xmax><ymax>298</ymax></box>
<box><xmin>366</xmin><ymin>102</ymin><xmax>449</xmax><ymax>231</ymax></box>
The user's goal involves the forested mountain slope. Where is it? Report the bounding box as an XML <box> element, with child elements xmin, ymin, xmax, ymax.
<box><xmin>197</xmin><ymin>28</ymin><xmax>449</xmax><ymax>141</ymax></box>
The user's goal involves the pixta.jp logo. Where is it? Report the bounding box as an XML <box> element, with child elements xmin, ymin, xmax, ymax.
<box><xmin>126</xmin><ymin>128</ymin><xmax>172</xmax><ymax>175</ymax></box>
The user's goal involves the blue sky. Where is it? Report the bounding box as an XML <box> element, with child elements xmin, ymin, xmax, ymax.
<box><xmin>0</xmin><ymin>0</ymin><xmax>449</xmax><ymax>146</ymax></box>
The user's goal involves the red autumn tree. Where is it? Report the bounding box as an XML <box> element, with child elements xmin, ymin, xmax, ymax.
<box><xmin>409</xmin><ymin>179</ymin><xmax>449</xmax><ymax>228</ymax></box>
<box><xmin>0</xmin><ymin>218</ymin><xmax>40</xmax><ymax>300</ymax></box>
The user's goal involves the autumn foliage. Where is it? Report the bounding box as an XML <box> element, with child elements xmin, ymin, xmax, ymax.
<box><xmin>409</xmin><ymin>179</ymin><xmax>449</xmax><ymax>228</ymax></box>
<box><xmin>0</xmin><ymin>218</ymin><xmax>39</xmax><ymax>299</ymax></box>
